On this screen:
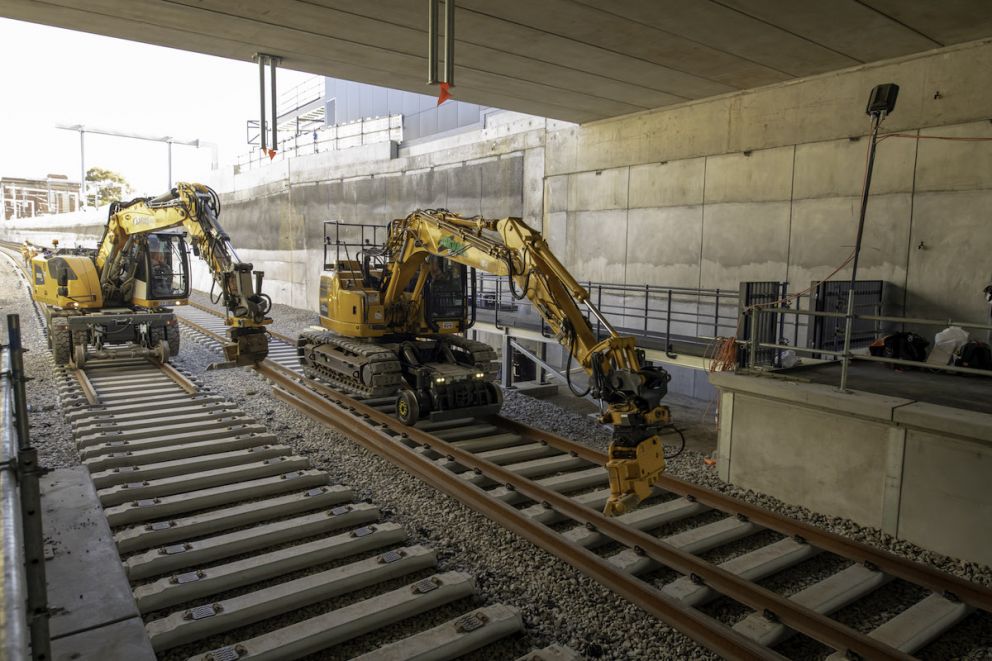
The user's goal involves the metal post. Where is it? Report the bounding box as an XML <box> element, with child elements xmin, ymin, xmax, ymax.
<box><xmin>839</xmin><ymin>288</ymin><xmax>856</xmax><ymax>392</ymax></box>
<box><xmin>8</xmin><ymin>315</ymin><xmax>50</xmax><ymax>661</ymax></box>
<box><xmin>666</xmin><ymin>289</ymin><xmax>673</xmax><ymax>346</ymax></box>
<box><xmin>714</xmin><ymin>289</ymin><xmax>720</xmax><ymax>337</ymax></box>
<box><xmin>538</xmin><ymin>342</ymin><xmax>547</xmax><ymax>384</ymax></box>
<box><xmin>270</xmin><ymin>56</ymin><xmax>278</xmax><ymax>152</ymax></box>
<box><xmin>443</xmin><ymin>0</ymin><xmax>455</xmax><ymax>86</ymax></box>
<box><xmin>501</xmin><ymin>330</ymin><xmax>513</xmax><ymax>389</ymax></box>
<box><xmin>258</xmin><ymin>55</ymin><xmax>267</xmax><ymax>152</ymax></box>
<box><xmin>78</xmin><ymin>130</ymin><xmax>86</xmax><ymax>209</ymax></box>
<box><xmin>596</xmin><ymin>285</ymin><xmax>603</xmax><ymax>338</ymax></box>
<box><xmin>643</xmin><ymin>284</ymin><xmax>649</xmax><ymax>335</ymax></box>
<box><xmin>848</xmin><ymin>114</ymin><xmax>882</xmax><ymax>290</ymax></box>
<box><xmin>748</xmin><ymin>308</ymin><xmax>760</xmax><ymax>369</ymax></box>
<box><xmin>167</xmin><ymin>140</ymin><xmax>173</xmax><ymax>189</ymax></box>
<box><xmin>427</xmin><ymin>0</ymin><xmax>439</xmax><ymax>84</ymax></box>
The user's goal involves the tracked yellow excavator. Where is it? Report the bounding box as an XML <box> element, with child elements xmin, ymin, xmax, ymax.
<box><xmin>298</xmin><ymin>210</ymin><xmax>673</xmax><ymax>515</ymax></box>
<box><xmin>31</xmin><ymin>182</ymin><xmax>271</xmax><ymax>367</ymax></box>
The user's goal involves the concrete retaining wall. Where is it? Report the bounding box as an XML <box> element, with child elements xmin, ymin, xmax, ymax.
<box><xmin>711</xmin><ymin>372</ymin><xmax>992</xmax><ymax>566</ymax></box>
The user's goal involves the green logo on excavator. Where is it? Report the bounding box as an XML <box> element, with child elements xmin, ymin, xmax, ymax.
<box><xmin>438</xmin><ymin>235</ymin><xmax>468</xmax><ymax>256</ymax></box>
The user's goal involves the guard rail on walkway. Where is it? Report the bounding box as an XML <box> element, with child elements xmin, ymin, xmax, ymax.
<box><xmin>1</xmin><ymin>315</ymin><xmax>49</xmax><ymax>661</ymax></box>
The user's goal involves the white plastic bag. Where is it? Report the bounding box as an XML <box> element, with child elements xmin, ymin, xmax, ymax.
<box><xmin>927</xmin><ymin>326</ymin><xmax>969</xmax><ymax>365</ymax></box>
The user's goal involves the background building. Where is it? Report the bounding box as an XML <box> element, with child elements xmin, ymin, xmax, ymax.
<box><xmin>1</xmin><ymin>174</ymin><xmax>80</xmax><ymax>220</ymax></box>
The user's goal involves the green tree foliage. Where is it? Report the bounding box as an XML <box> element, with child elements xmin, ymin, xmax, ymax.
<box><xmin>85</xmin><ymin>167</ymin><xmax>133</xmax><ymax>206</ymax></box>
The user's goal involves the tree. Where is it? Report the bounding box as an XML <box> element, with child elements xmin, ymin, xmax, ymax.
<box><xmin>85</xmin><ymin>167</ymin><xmax>133</xmax><ymax>207</ymax></box>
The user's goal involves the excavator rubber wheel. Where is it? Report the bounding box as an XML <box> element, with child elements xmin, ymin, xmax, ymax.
<box><xmin>395</xmin><ymin>390</ymin><xmax>420</xmax><ymax>426</ymax></box>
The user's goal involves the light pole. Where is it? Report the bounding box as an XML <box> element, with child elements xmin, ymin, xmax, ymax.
<box><xmin>56</xmin><ymin>124</ymin><xmax>218</xmax><ymax>205</ymax></box>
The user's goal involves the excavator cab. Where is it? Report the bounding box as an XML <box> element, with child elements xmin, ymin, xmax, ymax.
<box><xmin>133</xmin><ymin>232</ymin><xmax>191</xmax><ymax>306</ymax></box>
<box><xmin>423</xmin><ymin>257</ymin><xmax>474</xmax><ymax>333</ymax></box>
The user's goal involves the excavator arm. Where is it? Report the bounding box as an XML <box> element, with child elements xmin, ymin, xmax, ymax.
<box><xmin>95</xmin><ymin>182</ymin><xmax>271</xmax><ymax>365</ymax></box>
<box><xmin>381</xmin><ymin>210</ymin><xmax>672</xmax><ymax>515</ymax></box>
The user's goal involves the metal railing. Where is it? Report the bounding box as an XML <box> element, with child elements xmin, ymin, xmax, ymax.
<box><xmin>744</xmin><ymin>301</ymin><xmax>992</xmax><ymax>391</ymax></box>
<box><xmin>235</xmin><ymin>115</ymin><xmax>402</xmax><ymax>172</ymax></box>
<box><xmin>1</xmin><ymin>315</ymin><xmax>49</xmax><ymax>661</ymax></box>
<box><xmin>473</xmin><ymin>273</ymin><xmax>745</xmax><ymax>358</ymax></box>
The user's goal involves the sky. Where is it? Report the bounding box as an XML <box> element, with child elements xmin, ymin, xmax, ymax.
<box><xmin>0</xmin><ymin>18</ymin><xmax>314</xmax><ymax>196</ymax></box>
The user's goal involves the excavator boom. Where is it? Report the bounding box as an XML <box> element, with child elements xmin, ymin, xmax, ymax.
<box><xmin>300</xmin><ymin>209</ymin><xmax>672</xmax><ymax>515</ymax></box>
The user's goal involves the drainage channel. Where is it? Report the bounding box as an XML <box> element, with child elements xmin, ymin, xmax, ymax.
<box><xmin>175</xmin><ymin>302</ymin><xmax>992</xmax><ymax>660</ymax></box>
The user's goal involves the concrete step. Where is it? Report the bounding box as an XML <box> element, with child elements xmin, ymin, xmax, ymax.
<box><xmin>78</xmin><ymin>422</ymin><xmax>267</xmax><ymax>452</ymax></box>
<box><xmin>146</xmin><ymin>545</ymin><xmax>436</xmax><ymax>652</ymax></box>
<box><xmin>351</xmin><ymin>603</ymin><xmax>523</xmax><ymax>661</ymax></box>
<box><xmin>609</xmin><ymin>516</ymin><xmax>760</xmax><ymax>574</ymax></box>
<box><xmin>83</xmin><ymin>433</ymin><xmax>277</xmax><ymax>472</ymax></box>
<box><xmin>187</xmin><ymin>572</ymin><xmax>476</xmax><ymax>661</ymax></box>
<box><xmin>65</xmin><ymin>395</ymin><xmax>225</xmax><ymax>423</ymax></box>
<box><xmin>91</xmin><ymin>445</ymin><xmax>291</xmax><ymax>488</ymax></box>
<box><xmin>135</xmin><ymin>522</ymin><xmax>407</xmax><ymax>613</ymax></box>
<box><xmin>489</xmin><ymin>467</ymin><xmax>609</xmax><ymax>506</ymax></box>
<box><xmin>433</xmin><ymin>424</ymin><xmax>501</xmax><ymax>441</ymax></box>
<box><xmin>104</xmin><ymin>469</ymin><xmax>330</xmax><ymax>527</ymax></box>
<box><xmin>74</xmin><ymin>409</ymin><xmax>240</xmax><ymax>436</ymax></box>
<box><xmin>732</xmin><ymin>563</ymin><xmax>892</xmax><ymax>646</ymax></box>
<box><xmin>663</xmin><ymin>537</ymin><xmax>821</xmax><ymax>606</ymax></box>
<box><xmin>78</xmin><ymin>425</ymin><xmax>270</xmax><ymax>459</ymax></box>
<box><xmin>68</xmin><ymin>398</ymin><xmax>233</xmax><ymax>426</ymax></box>
<box><xmin>114</xmin><ymin>485</ymin><xmax>352</xmax><ymax>554</ymax></box>
<box><xmin>521</xmin><ymin>489</ymin><xmax>613</xmax><ymax>524</ymax></box>
<box><xmin>97</xmin><ymin>456</ymin><xmax>312</xmax><ymax>507</ymax></box>
<box><xmin>75</xmin><ymin>415</ymin><xmax>253</xmax><ymax>444</ymax></box>
<box><xmin>824</xmin><ymin>593</ymin><xmax>973</xmax><ymax>658</ymax></box>
<box><xmin>565</xmin><ymin>497</ymin><xmax>709</xmax><ymax>548</ymax></box>
<box><xmin>461</xmin><ymin>454</ymin><xmax>590</xmax><ymax>486</ymax></box>
<box><xmin>124</xmin><ymin>503</ymin><xmax>380</xmax><ymax>580</ymax></box>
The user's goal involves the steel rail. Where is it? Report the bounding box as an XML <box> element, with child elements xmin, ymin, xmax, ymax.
<box><xmin>180</xmin><ymin>305</ymin><xmax>992</xmax><ymax>658</ymax></box>
<box><xmin>257</xmin><ymin>361</ymin><xmax>910</xmax><ymax>660</ymax></box>
<box><xmin>267</xmin><ymin>375</ymin><xmax>780</xmax><ymax>661</ymax></box>
<box><xmin>491</xmin><ymin>418</ymin><xmax>992</xmax><ymax>613</ymax></box>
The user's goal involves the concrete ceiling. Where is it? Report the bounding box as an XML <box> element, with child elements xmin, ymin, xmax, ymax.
<box><xmin>4</xmin><ymin>0</ymin><xmax>992</xmax><ymax>123</ymax></box>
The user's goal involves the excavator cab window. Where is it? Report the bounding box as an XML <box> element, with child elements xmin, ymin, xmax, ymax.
<box><xmin>139</xmin><ymin>233</ymin><xmax>190</xmax><ymax>300</ymax></box>
<box><xmin>424</xmin><ymin>257</ymin><xmax>469</xmax><ymax>331</ymax></box>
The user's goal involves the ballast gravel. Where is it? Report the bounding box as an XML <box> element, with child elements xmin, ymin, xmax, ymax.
<box><xmin>0</xmin><ymin>249</ymin><xmax>78</xmax><ymax>469</ymax></box>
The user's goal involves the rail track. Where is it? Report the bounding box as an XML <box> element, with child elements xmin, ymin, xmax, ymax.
<box><xmin>170</xmin><ymin>301</ymin><xmax>992</xmax><ymax>660</ymax></box>
<box><xmin>0</xmin><ymin>244</ymin><xmax>569</xmax><ymax>660</ymax></box>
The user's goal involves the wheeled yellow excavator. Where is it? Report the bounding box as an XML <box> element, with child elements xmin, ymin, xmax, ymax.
<box><xmin>298</xmin><ymin>209</ymin><xmax>673</xmax><ymax>515</ymax></box>
<box><xmin>30</xmin><ymin>182</ymin><xmax>271</xmax><ymax>367</ymax></box>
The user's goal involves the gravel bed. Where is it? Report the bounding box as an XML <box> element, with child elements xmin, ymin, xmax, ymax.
<box><xmin>176</xmin><ymin>332</ymin><xmax>716</xmax><ymax>660</ymax></box>
<box><xmin>0</xmin><ymin>250</ymin><xmax>78</xmax><ymax>469</ymax></box>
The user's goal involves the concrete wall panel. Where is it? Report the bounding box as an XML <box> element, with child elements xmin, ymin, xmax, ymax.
<box><xmin>704</xmin><ymin>146</ymin><xmax>794</xmax><ymax>203</ymax></box>
<box><xmin>625</xmin><ymin>206</ymin><xmax>703</xmax><ymax>288</ymax></box>
<box><xmin>567</xmin><ymin>168</ymin><xmax>629</xmax><ymax>211</ymax></box>
<box><xmin>787</xmin><ymin>194</ymin><xmax>912</xmax><ymax>291</ymax></box>
<box><xmin>914</xmin><ymin>121</ymin><xmax>992</xmax><ymax>192</ymax></box>
<box><xmin>565</xmin><ymin>210</ymin><xmax>627</xmax><ymax>283</ymax></box>
<box><xmin>793</xmin><ymin>137</ymin><xmax>916</xmax><ymax>199</ymax></box>
<box><xmin>699</xmin><ymin>202</ymin><xmax>791</xmax><ymax>288</ymax></box>
<box><xmin>899</xmin><ymin>430</ymin><xmax>992</xmax><ymax>565</ymax></box>
<box><xmin>628</xmin><ymin>158</ymin><xmax>705</xmax><ymax>208</ymax></box>
<box><xmin>905</xmin><ymin>190</ymin><xmax>992</xmax><ymax>323</ymax></box>
<box><xmin>728</xmin><ymin>393</ymin><xmax>890</xmax><ymax>525</ymax></box>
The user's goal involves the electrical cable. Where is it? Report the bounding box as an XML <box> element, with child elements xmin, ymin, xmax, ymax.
<box><xmin>662</xmin><ymin>426</ymin><xmax>687</xmax><ymax>460</ymax></box>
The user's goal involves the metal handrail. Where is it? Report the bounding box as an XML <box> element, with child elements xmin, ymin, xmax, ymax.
<box><xmin>746</xmin><ymin>305</ymin><xmax>992</xmax><ymax>390</ymax></box>
<box><xmin>1</xmin><ymin>344</ymin><xmax>28</xmax><ymax>661</ymax></box>
<box><xmin>0</xmin><ymin>315</ymin><xmax>49</xmax><ymax>661</ymax></box>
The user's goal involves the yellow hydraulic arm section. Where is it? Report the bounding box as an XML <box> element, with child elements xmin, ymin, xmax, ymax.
<box><xmin>381</xmin><ymin>210</ymin><xmax>673</xmax><ymax>515</ymax></box>
<box><xmin>97</xmin><ymin>182</ymin><xmax>272</xmax><ymax>364</ymax></box>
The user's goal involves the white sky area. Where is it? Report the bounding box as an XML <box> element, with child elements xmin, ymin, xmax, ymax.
<box><xmin>0</xmin><ymin>18</ymin><xmax>314</xmax><ymax>196</ymax></box>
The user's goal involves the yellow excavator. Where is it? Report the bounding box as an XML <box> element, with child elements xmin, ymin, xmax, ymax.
<box><xmin>298</xmin><ymin>210</ymin><xmax>672</xmax><ymax>515</ymax></box>
<box><xmin>31</xmin><ymin>182</ymin><xmax>271</xmax><ymax>367</ymax></box>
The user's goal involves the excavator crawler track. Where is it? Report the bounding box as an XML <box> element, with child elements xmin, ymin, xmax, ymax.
<box><xmin>297</xmin><ymin>328</ymin><xmax>404</xmax><ymax>398</ymax></box>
